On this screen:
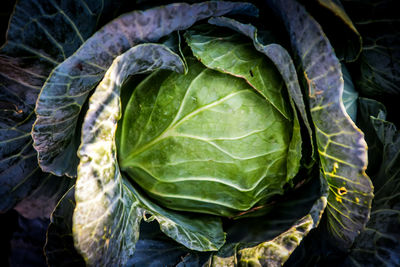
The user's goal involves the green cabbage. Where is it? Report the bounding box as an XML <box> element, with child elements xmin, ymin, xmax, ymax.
<box><xmin>1</xmin><ymin>0</ymin><xmax>398</xmax><ymax>266</ymax></box>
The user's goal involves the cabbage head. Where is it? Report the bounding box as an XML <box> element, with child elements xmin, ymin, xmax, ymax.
<box><xmin>118</xmin><ymin>27</ymin><xmax>300</xmax><ymax>217</ymax></box>
<box><xmin>1</xmin><ymin>0</ymin><xmax>399</xmax><ymax>266</ymax></box>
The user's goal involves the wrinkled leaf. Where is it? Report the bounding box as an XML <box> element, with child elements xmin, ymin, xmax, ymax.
<box><xmin>32</xmin><ymin>1</ymin><xmax>258</xmax><ymax>177</ymax></box>
<box><xmin>74</xmin><ymin>44</ymin><xmax>224</xmax><ymax>266</ymax></box>
<box><xmin>230</xmin><ymin>215</ymin><xmax>314</xmax><ymax>266</ymax></box>
<box><xmin>267</xmin><ymin>0</ymin><xmax>373</xmax><ymax>248</ymax></box>
<box><xmin>0</xmin><ymin>0</ymin><xmax>126</xmax><ymax>212</ymax></box>
<box><xmin>207</xmin><ymin>174</ymin><xmax>328</xmax><ymax>266</ymax></box>
<box><xmin>370</xmin><ymin>117</ymin><xmax>400</xmax><ymax>206</ymax></box>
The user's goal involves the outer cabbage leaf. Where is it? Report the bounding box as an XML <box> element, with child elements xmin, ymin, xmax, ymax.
<box><xmin>206</xmin><ymin>173</ymin><xmax>328</xmax><ymax>266</ymax></box>
<box><xmin>45</xmin><ymin>186</ymin><xmax>85</xmax><ymax>266</ymax></box>
<box><xmin>14</xmin><ymin>174</ymin><xmax>75</xmax><ymax>219</ymax></box>
<box><xmin>356</xmin><ymin>98</ymin><xmax>386</xmax><ymax>175</ymax></box>
<box><xmin>74</xmin><ymin>44</ymin><xmax>225</xmax><ymax>266</ymax></box>
<box><xmin>127</xmin><ymin>221</ymin><xmax>209</xmax><ymax>267</ymax></box>
<box><xmin>46</xmin><ymin>186</ymin><xmax>210</xmax><ymax>266</ymax></box>
<box><xmin>342</xmin><ymin>0</ymin><xmax>400</xmax><ymax>97</ymax></box>
<box><xmin>32</xmin><ymin>1</ymin><xmax>258</xmax><ymax>177</ymax></box>
<box><xmin>0</xmin><ymin>0</ymin><xmax>120</xmax><ymax>213</ymax></box>
<box><xmin>347</xmin><ymin>113</ymin><xmax>400</xmax><ymax>266</ymax></box>
<box><xmin>208</xmin><ymin>212</ymin><xmax>323</xmax><ymax>266</ymax></box>
<box><xmin>281</xmin><ymin>102</ymin><xmax>392</xmax><ymax>266</ymax></box>
<box><xmin>304</xmin><ymin>0</ymin><xmax>362</xmax><ymax>62</ymax></box>
<box><xmin>125</xmin><ymin>179</ymin><xmax>226</xmax><ymax>251</ymax></box>
<box><xmin>267</xmin><ymin>0</ymin><xmax>373</xmax><ymax>248</ymax></box>
<box><xmin>0</xmin><ymin>56</ymin><xmax>47</xmax><ymax>212</ymax></box>
<box><xmin>8</xmin><ymin>215</ymin><xmax>49</xmax><ymax>266</ymax></box>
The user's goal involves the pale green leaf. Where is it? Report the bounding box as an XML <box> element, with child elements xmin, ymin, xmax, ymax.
<box><xmin>204</xmin><ymin>16</ymin><xmax>315</xmax><ymax>175</ymax></box>
<box><xmin>185</xmin><ymin>26</ymin><xmax>292</xmax><ymax>121</ymax></box>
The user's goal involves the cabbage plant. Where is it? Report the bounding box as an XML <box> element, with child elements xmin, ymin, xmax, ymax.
<box><xmin>0</xmin><ymin>0</ymin><xmax>399</xmax><ymax>266</ymax></box>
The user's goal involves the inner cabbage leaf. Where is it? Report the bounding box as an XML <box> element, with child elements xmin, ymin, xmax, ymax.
<box><xmin>119</xmin><ymin>50</ymin><xmax>296</xmax><ymax>217</ymax></box>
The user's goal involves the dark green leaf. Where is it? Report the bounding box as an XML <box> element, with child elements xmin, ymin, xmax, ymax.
<box><xmin>126</xmin><ymin>179</ymin><xmax>226</xmax><ymax>251</ymax></box>
<box><xmin>130</xmin><ymin>236</ymin><xmax>190</xmax><ymax>267</ymax></box>
<box><xmin>45</xmin><ymin>186</ymin><xmax>85</xmax><ymax>267</ymax></box>
<box><xmin>32</xmin><ymin>1</ymin><xmax>258</xmax><ymax>177</ymax></box>
<box><xmin>0</xmin><ymin>56</ymin><xmax>51</xmax><ymax>212</ymax></box>
<box><xmin>9</xmin><ymin>216</ymin><xmax>48</xmax><ymax>267</ymax></box>
<box><xmin>342</xmin><ymin>0</ymin><xmax>400</xmax><ymax>98</ymax></box>
<box><xmin>0</xmin><ymin>60</ymin><xmax>72</xmax><ymax>217</ymax></box>
<box><xmin>14</xmin><ymin>175</ymin><xmax>75</xmax><ymax>219</ymax></box>
<box><xmin>356</xmin><ymin>97</ymin><xmax>386</xmax><ymax>175</ymax></box>
<box><xmin>128</xmin><ymin>221</ymin><xmax>210</xmax><ymax>267</ymax></box>
<box><xmin>176</xmin><ymin>253</ymin><xmax>210</xmax><ymax>267</ymax></box>
<box><xmin>0</xmin><ymin>0</ymin><xmax>126</xmax><ymax>212</ymax></box>
<box><xmin>267</xmin><ymin>0</ymin><xmax>373</xmax><ymax>248</ymax></box>
<box><xmin>370</xmin><ymin>117</ymin><xmax>400</xmax><ymax>199</ymax></box>
<box><xmin>347</xmin><ymin>115</ymin><xmax>400</xmax><ymax>266</ymax></box>
<box><xmin>306</xmin><ymin>0</ymin><xmax>362</xmax><ymax>62</ymax></box>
